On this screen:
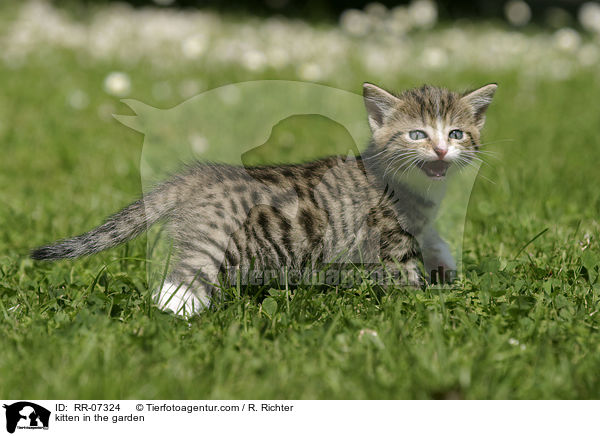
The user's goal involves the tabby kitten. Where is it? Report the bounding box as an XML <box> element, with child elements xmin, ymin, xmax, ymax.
<box><xmin>32</xmin><ymin>82</ymin><xmax>497</xmax><ymax>316</ymax></box>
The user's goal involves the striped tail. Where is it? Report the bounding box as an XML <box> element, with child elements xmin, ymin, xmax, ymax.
<box><xmin>31</xmin><ymin>181</ymin><xmax>180</xmax><ymax>261</ymax></box>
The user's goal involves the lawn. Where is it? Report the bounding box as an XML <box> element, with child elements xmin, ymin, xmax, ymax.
<box><xmin>1</xmin><ymin>1</ymin><xmax>599</xmax><ymax>399</ymax></box>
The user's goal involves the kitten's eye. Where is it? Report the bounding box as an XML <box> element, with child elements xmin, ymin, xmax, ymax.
<box><xmin>449</xmin><ymin>129</ymin><xmax>464</xmax><ymax>140</ymax></box>
<box><xmin>409</xmin><ymin>130</ymin><xmax>427</xmax><ymax>140</ymax></box>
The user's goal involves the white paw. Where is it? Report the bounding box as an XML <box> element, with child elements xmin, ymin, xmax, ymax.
<box><xmin>153</xmin><ymin>282</ymin><xmax>209</xmax><ymax>318</ymax></box>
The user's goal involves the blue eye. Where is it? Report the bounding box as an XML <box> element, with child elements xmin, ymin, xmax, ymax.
<box><xmin>449</xmin><ymin>129</ymin><xmax>464</xmax><ymax>140</ymax></box>
<box><xmin>409</xmin><ymin>130</ymin><xmax>427</xmax><ymax>140</ymax></box>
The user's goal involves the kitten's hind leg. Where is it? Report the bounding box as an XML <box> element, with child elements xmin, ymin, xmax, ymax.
<box><xmin>153</xmin><ymin>264</ymin><xmax>219</xmax><ymax>317</ymax></box>
<box><xmin>153</xmin><ymin>281</ymin><xmax>211</xmax><ymax>318</ymax></box>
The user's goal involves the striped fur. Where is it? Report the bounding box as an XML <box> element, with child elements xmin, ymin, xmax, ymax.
<box><xmin>32</xmin><ymin>82</ymin><xmax>496</xmax><ymax>316</ymax></box>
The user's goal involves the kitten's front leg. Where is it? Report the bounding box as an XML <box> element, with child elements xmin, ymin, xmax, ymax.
<box><xmin>418</xmin><ymin>225</ymin><xmax>457</xmax><ymax>284</ymax></box>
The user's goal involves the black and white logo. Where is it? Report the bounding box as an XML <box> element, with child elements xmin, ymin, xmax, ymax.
<box><xmin>3</xmin><ymin>402</ymin><xmax>50</xmax><ymax>434</ymax></box>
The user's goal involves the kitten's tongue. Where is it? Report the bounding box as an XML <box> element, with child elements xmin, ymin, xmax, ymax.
<box><xmin>420</xmin><ymin>161</ymin><xmax>450</xmax><ymax>178</ymax></box>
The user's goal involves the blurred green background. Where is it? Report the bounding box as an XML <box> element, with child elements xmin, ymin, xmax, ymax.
<box><xmin>1</xmin><ymin>0</ymin><xmax>600</xmax><ymax>399</ymax></box>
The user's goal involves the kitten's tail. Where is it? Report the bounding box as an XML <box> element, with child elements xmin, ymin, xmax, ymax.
<box><xmin>31</xmin><ymin>180</ymin><xmax>180</xmax><ymax>261</ymax></box>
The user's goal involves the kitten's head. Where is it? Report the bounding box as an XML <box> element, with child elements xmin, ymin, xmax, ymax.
<box><xmin>363</xmin><ymin>82</ymin><xmax>497</xmax><ymax>180</ymax></box>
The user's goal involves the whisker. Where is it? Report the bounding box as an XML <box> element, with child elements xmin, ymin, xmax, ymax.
<box><xmin>476</xmin><ymin>172</ymin><xmax>496</xmax><ymax>185</ymax></box>
<box><xmin>463</xmin><ymin>149</ymin><xmax>500</xmax><ymax>160</ymax></box>
<box><xmin>382</xmin><ymin>151</ymin><xmax>422</xmax><ymax>178</ymax></box>
<box><xmin>454</xmin><ymin>156</ymin><xmax>483</xmax><ymax>171</ymax></box>
<box><xmin>459</xmin><ymin>151</ymin><xmax>496</xmax><ymax>167</ymax></box>
<box><xmin>455</xmin><ymin>154</ymin><xmax>484</xmax><ymax>167</ymax></box>
<box><xmin>398</xmin><ymin>157</ymin><xmax>423</xmax><ymax>179</ymax></box>
<box><xmin>455</xmin><ymin>157</ymin><xmax>496</xmax><ymax>185</ymax></box>
<box><xmin>390</xmin><ymin>157</ymin><xmax>415</xmax><ymax>179</ymax></box>
<box><xmin>362</xmin><ymin>149</ymin><xmax>388</xmax><ymax>161</ymax></box>
<box><xmin>464</xmin><ymin>149</ymin><xmax>499</xmax><ymax>157</ymax></box>
<box><xmin>477</xmin><ymin>138</ymin><xmax>515</xmax><ymax>147</ymax></box>
<box><xmin>383</xmin><ymin>154</ymin><xmax>410</xmax><ymax>177</ymax></box>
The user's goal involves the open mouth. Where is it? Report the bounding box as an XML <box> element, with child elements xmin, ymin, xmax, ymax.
<box><xmin>419</xmin><ymin>161</ymin><xmax>450</xmax><ymax>179</ymax></box>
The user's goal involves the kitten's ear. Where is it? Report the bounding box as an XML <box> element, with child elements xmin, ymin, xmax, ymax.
<box><xmin>362</xmin><ymin>83</ymin><xmax>400</xmax><ymax>132</ymax></box>
<box><xmin>461</xmin><ymin>83</ymin><xmax>498</xmax><ymax>129</ymax></box>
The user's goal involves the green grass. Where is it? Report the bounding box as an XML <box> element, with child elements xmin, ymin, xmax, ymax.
<box><xmin>1</xmin><ymin>41</ymin><xmax>600</xmax><ymax>399</ymax></box>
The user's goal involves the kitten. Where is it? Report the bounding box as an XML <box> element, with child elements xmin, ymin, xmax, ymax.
<box><xmin>31</xmin><ymin>82</ymin><xmax>497</xmax><ymax>316</ymax></box>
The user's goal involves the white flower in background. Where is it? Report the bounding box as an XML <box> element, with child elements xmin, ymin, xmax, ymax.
<box><xmin>505</xmin><ymin>0</ymin><xmax>532</xmax><ymax>26</ymax></box>
<box><xmin>181</xmin><ymin>34</ymin><xmax>207</xmax><ymax>59</ymax></box>
<box><xmin>298</xmin><ymin>62</ymin><xmax>323</xmax><ymax>81</ymax></box>
<box><xmin>365</xmin><ymin>50</ymin><xmax>388</xmax><ymax>74</ymax></box>
<box><xmin>553</xmin><ymin>28</ymin><xmax>581</xmax><ymax>52</ymax></box>
<box><xmin>358</xmin><ymin>329</ymin><xmax>378</xmax><ymax>340</ymax></box>
<box><xmin>4</xmin><ymin>0</ymin><xmax>597</xmax><ymax>86</ymax></box>
<box><xmin>422</xmin><ymin>46</ymin><xmax>448</xmax><ymax>69</ymax></box>
<box><xmin>579</xmin><ymin>2</ymin><xmax>600</xmax><ymax>34</ymax></box>
<box><xmin>189</xmin><ymin>133</ymin><xmax>209</xmax><ymax>154</ymax></box>
<box><xmin>508</xmin><ymin>338</ymin><xmax>519</xmax><ymax>346</ymax></box>
<box><xmin>364</xmin><ymin>2</ymin><xmax>387</xmax><ymax>18</ymax></box>
<box><xmin>103</xmin><ymin>71</ymin><xmax>131</xmax><ymax>97</ymax></box>
<box><xmin>340</xmin><ymin>9</ymin><xmax>371</xmax><ymax>36</ymax></box>
<box><xmin>242</xmin><ymin>49</ymin><xmax>267</xmax><ymax>71</ymax></box>
<box><xmin>217</xmin><ymin>86</ymin><xmax>241</xmax><ymax>106</ymax></box>
<box><xmin>408</xmin><ymin>0</ymin><xmax>438</xmax><ymax>29</ymax></box>
<box><xmin>387</xmin><ymin>7</ymin><xmax>411</xmax><ymax>35</ymax></box>
<box><xmin>267</xmin><ymin>47</ymin><xmax>290</xmax><ymax>69</ymax></box>
<box><xmin>357</xmin><ymin>329</ymin><xmax>384</xmax><ymax>348</ymax></box>
<box><xmin>578</xmin><ymin>43</ymin><xmax>600</xmax><ymax>67</ymax></box>
<box><xmin>68</xmin><ymin>89</ymin><xmax>89</xmax><ymax>110</ymax></box>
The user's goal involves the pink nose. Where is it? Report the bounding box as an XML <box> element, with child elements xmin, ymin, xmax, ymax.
<box><xmin>434</xmin><ymin>147</ymin><xmax>447</xmax><ymax>159</ymax></box>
